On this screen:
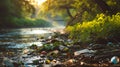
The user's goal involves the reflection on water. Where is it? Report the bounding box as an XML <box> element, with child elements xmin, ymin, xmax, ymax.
<box><xmin>0</xmin><ymin>27</ymin><xmax>65</xmax><ymax>67</ymax></box>
<box><xmin>0</xmin><ymin>28</ymin><xmax>52</xmax><ymax>37</ymax></box>
<box><xmin>0</xmin><ymin>28</ymin><xmax>55</xmax><ymax>49</ymax></box>
<box><xmin>7</xmin><ymin>42</ymin><xmax>43</xmax><ymax>48</ymax></box>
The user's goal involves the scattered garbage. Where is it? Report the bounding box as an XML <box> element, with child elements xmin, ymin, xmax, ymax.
<box><xmin>45</xmin><ymin>59</ymin><xmax>51</xmax><ymax>64</ymax></box>
<box><xmin>110</xmin><ymin>56</ymin><xmax>119</xmax><ymax>64</ymax></box>
<box><xmin>74</xmin><ymin>49</ymin><xmax>95</xmax><ymax>56</ymax></box>
<box><xmin>1</xmin><ymin>30</ymin><xmax>120</xmax><ymax>67</ymax></box>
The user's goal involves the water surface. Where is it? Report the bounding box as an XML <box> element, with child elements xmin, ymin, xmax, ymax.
<box><xmin>0</xmin><ymin>28</ymin><xmax>55</xmax><ymax>48</ymax></box>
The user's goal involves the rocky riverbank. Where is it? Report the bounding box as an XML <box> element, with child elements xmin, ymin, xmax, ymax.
<box><xmin>1</xmin><ymin>29</ymin><xmax>120</xmax><ymax>67</ymax></box>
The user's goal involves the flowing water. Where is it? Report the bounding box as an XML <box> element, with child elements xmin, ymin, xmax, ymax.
<box><xmin>0</xmin><ymin>27</ymin><xmax>65</xmax><ymax>67</ymax></box>
<box><xmin>0</xmin><ymin>27</ymin><xmax>57</xmax><ymax>49</ymax></box>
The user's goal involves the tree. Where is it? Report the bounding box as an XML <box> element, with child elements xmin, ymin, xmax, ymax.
<box><xmin>0</xmin><ymin>0</ymin><xmax>35</xmax><ymax>28</ymax></box>
<box><xmin>40</xmin><ymin>0</ymin><xmax>120</xmax><ymax>26</ymax></box>
<box><xmin>41</xmin><ymin>0</ymin><xmax>100</xmax><ymax>25</ymax></box>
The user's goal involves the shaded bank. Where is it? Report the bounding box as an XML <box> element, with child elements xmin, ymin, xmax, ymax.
<box><xmin>0</xmin><ymin>18</ymin><xmax>53</xmax><ymax>29</ymax></box>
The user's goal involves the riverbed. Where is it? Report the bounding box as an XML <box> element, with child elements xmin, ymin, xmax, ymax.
<box><xmin>0</xmin><ymin>27</ymin><xmax>65</xmax><ymax>67</ymax></box>
<box><xmin>0</xmin><ymin>27</ymin><xmax>65</xmax><ymax>48</ymax></box>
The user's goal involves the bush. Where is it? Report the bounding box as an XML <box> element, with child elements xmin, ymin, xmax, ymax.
<box><xmin>66</xmin><ymin>13</ymin><xmax>120</xmax><ymax>43</ymax></box>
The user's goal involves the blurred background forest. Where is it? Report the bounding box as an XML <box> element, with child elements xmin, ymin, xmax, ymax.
<box><xmin>0</xmin><ymin>0</ymin><xmax>120</xmax><ymax>43</ymax></box>
<box><xmin>0</xmin><ymin>0</ymin><xmax>53</xmax><ymax>28</ymax></box>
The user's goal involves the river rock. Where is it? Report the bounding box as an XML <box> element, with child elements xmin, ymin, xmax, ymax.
<box><xmin>3</xmin><ymin>57</ymin><xmax>14</xmax><ymax>67</ymax></box>
<box><xmin>42</xmin><ymin>64</ymin><xmax>52</xmax><ymax>67</ymax></box>
<box><xmin>59</xmin><ymin>45</ymin><xmax>65</xmax><ymax>51</ymax></box>
<box><xmin>51</xmin><ymin>59</ymin><xmax>62</xmax><ymax>66</ymax></box>
<box><xmin>41</xmin><ymin>51</ymin><xmax>47</xmax><ymax>55</ymax></box>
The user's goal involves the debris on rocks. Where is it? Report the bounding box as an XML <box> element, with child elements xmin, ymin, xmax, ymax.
<box><xmin>110</xmin><ymin>56</ymin><xmax>119</xmax><ymax>64</ymax></box>
<box><xmin>74</xmin><ymin>49</ymin><xmax>95</xmax><ymax>56</ymax></box>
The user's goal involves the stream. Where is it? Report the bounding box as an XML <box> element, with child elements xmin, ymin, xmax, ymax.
<box><xmin>0</xmin><ymin>27</ymin><xmax>63</xmax><ymax>48</ymax></box>
<box><xmin>0</xmin><ymin>27</ymin><xmax>64</xmax><ymax>67</ymax></box>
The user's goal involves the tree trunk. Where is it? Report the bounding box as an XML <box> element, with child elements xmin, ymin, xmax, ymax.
<box><xmin>66</xmin><ymin>5</ymin><xmax>87</xmax><ymax>26</ymax></box>
<box><xmin>66</xmin><ymin>8</ymin><xmax>73</xmax><ymax>19</ymax></box>
<box><xmin>92</xmin><ymin>0</ymin><xmax>114</xmax><ymax>15</ymax></box>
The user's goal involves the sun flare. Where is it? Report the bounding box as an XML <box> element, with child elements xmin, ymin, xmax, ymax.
<box><xmin>37</xmin><ymin>0</ymin><xmax>47</xmax><ymax>5</ymax></box>
<box><xmin>27</xmin><ymin>0</ymin><xmax>47</xmax><ymax>6</ymax></box>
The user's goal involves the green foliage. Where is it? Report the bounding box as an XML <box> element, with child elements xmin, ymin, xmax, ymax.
<box><xmin>9</xmin><ymin>17</ymin><xmax>52</xmax><ymax>28</ymax></box>
<box><xmin>0</xmin><ymin>0</ymin><xmax>35</xmax><ymax>28</ymax></box>
<box><xmin>41</xmin><ymin>0</ymin><xmax>120</xmax><ymax>26</ymax></box>
<box><xmin>41</xmin><ymin>0</ymin><xmax>100</xmax><ymax>22</ymax></box>
<box><xmin>66</xmin><ymin>13</ymin><xmax>120</xmax><ymax>43</ymax></box>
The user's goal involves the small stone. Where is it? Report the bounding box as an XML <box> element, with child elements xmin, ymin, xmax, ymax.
<box><xmin>41</xmin><ymin>51</ymin><xmax>47</xmax><ymax>55</ymax></box>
